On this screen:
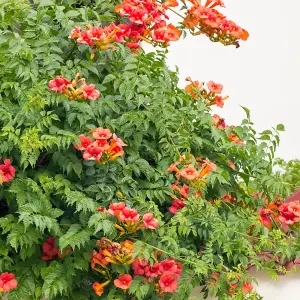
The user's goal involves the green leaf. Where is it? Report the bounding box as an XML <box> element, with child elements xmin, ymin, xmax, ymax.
<box><xmin>102</xmin><ymin>74</ymin><xmax>116</xmax><ymax>84</ymax></box>
<box><xmin>260</xmin><ymin>130</ymin><xmax>272</xmax><ymax>135</ymax></box>
<box><xmin>259</xmin><ymin>135</ymin><xmax>271</xmax><ymax>140</ymax></box>
<box><xmin>39</xmin><ymin>0</ymin><xmax>54</xmax><ymax>6</ymax></box>
<box><xmin>80</xmin><ymin>61</ymin><xmax>99</xmax><ymax>76</ymax></box>
<box><xmin>276</xmin><ymin>124</ymin><xmax>285</xmax><ymax>131</ymax></box>
<box><xmin>88</xmin><ymin>213</ymin><xmax>117</xmax><ymax>238</ymax></box>
<box><xmin>65</xmin><ymin>10</ymin><xmax>80</xmax><ymax>18</ymax></box>
<box><xmin>66</xmin><ymin>191</ymin><xmax>97</xmax><ymax>213</ymax></box>
<box><xmin>240</xmin><ymin>106</ymin><xmax>250</xmax><ymax>119</ymax></box>
<box><xmin>42</xmin><ymin>262</ymin><xmax>70</xmax><ymax>299</ymax></box>
<box><xmin>59</xmin><ymin>225</ymin><xmax>91</xmax><ymax>250</ymax></box>
<box><xmin>124</xmin><ymin>64</ymin><xmax>137</xmax><ymax>71</ymax></box>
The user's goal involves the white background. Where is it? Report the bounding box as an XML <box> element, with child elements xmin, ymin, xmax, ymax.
<box><xmin>145</xmin><ymin>0</ymin><xmax>300</xmax><ymax>160</ymax></box>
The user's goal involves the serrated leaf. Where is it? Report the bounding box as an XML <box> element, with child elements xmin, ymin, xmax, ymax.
<box><xmin>88</xmin><ymin>213</ymin><xmax>117</xmax><ymax>238</ymax></box>
<box><xmin>59</xmin><ymin>224</ymin><xmax>91</xmax><ymax>250</ymax></box>
<box><xmin>66</xmin><ymin>191</ymin><xmax>96</xmax><ymax>213</ymax></box>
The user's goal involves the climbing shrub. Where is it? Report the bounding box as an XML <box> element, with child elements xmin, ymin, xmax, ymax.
<box><xmin>0</xmin><ymin>1</ymin><xmax>297</xmax><ymax>299</ymax></box>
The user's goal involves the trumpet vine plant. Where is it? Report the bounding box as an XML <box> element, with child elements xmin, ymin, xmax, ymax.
<box><xmin>0</xmin><ymin>0</ymin><xmax>298</xmax><ymax>299</ymax></box>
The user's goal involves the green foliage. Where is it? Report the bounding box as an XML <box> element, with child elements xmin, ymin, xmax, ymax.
<box><xmin>0</xmin><ymin>0</ymin><xmax>296</xmax><ymax>299</ymax></box>
<box><xmin>274</xmin><ymin>158</ymin><xmax>300</xmax><ymax>193</ymax></box>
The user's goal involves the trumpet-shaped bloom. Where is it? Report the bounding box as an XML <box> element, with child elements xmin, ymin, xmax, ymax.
<box><xmin>48</xmin><ymin>76</ymin><xmax>71</xmax><ymax>92</ymax></box>
<box><xmin>159</xmin><ymin>259</ymin><xmax>178</xmax><ymax>275</ymax></box>
<box><xmin>180</xmin><ymin>165</ymin><xmax>199</xmax><ymax>180</ymax></box>
<box><xmin>83</xmin><ymin>84</ymin><xmax>100</xmax><ymax>100</ymax></box>
<box><xmin>207</xmin><ymin>81</ymin><xmax>223</xmax><ymax>94</ymax></box>
<box><xmin>41</xmin><ymin>237</ymin><xmax>59</xmax><ymax>261</ymax></box>
<box><xmin>144</xmin><ymin>263</ymin><xmax>160</xmax><ymax>277</ymax></box>
<box><xmin>82</xmin><ymin>143</ymin><xmax>103</xmax><ymax>161</ymax></box>
<box><xmin>169</xmin><ymin>198</ymin><xmax>185</xmax><ymax>214</ymax></box>
<box><xmin>288</xmin><ymin>201</ymin><xmax>300</xmax><ymax>217</ymax></box>
<box><xmin>91</xmin><ymin>128</ymin><xmax>112</xmax><ymax>140</ymax></box>
<box><xmin>0</xmin><ymin>159</ymin><xmax>16</xmax><ymax>183</ymax></box>
<box><xmin>119</xmin><ymin>207</ymin><xmax>140</xmax><ymax>223</ymax></box>
<box><xmin>132</xmin><ymin>258</ymin><xmax>147</xmax><ymax>276</ymax></box>
<box><xmin>159</xmin><ymin>275</ymin><xmax>178</xmax><ymax>293</ymax></box>
<box><xmin>278</xmin><ymin>203</ymin><xmax>300</xmax><ymax>225</ymax></box>
<box><xmin>142</xmin><ymin>213</ymin><xmax>159</xmax><ymax>229</ymax></box>
<box><xmin>114</xmin><ymin>274</ymin><xmax>132</xmax><ymax>290</ymax></box>
<box><xmin>74</xmin><ymin>135</ymin><xmax>93</xmax><ymax>151</ymax></box>
<box><xmin>242</xmin><ymin>282</ymin><xmax>254</xmax><ymax>295</ymax></box>
<box><xmin>108</xmin><ymin>202</ymin><xmax>126</xmax><ymax>216</ymax></box>
<box><xmin>0</xmin><ymin>273</ymin><xmax>18</xmax><ymax>292</ymax></box>
<box><xmin>258</xmin><ymin>208</ymin><xmax>272</xmax><ymax>230</ymax></box>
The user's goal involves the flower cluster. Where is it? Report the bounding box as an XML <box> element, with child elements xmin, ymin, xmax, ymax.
<box><xmin>183</xmin><ymin>0</ymin><xmax>249</xmax><ymax>47</ymax></box>
<box><xmin>74</xmin><ymin>128</ymin><xmax>127</xmax><ymax>164</ymax></box>
<box><xmin>185</xmin><ymin>77</ymin><xmax>228</xmax><ymax>107</ymax></box>
<box><xmin>92</xmin><ymin>238</ymin><xmax>134</xmax><ymax>268</ymax></box>
<box><xmin>90</xmin><ymin>202</ymin><xmax>160</xmax><ymax>297</ymax></box>
<box><xmin>169</xmin><ymin>183</ymin><xmax>190</xmax><ymax>214</ymax></box>
<box><xmin>69</xmin><ymin>0</ymin><xmax>248</xmax><ymax>57</ymax></box>
<box><xmin>229</xmin><ymin>280</ymin><xmax>253</xmax><ymax>296</ymax></box>
<box><xmin>116</xmin><ymin>0</ymin><xmax>181</xmax><ymax>47</ymax></box>
<box><xmin>259</xmin><ymin>198</ymin><xmax>300</xmax><ymax>230</ymax></box>
<box><xmin>91</xmin><ymin>243</ymin><xmax>183</xmax><ymax>297</ymax></box>
<box><xmin>41</xmin><ymin>237</ymin><xmax>72</xmax><ymax>261</ymax></box>
<box><xmin>69</xmin><ymin>0</ymin><xmax>181</xmax><ymax>54</ymax></box>
<box><xmin>242</xmin><ymin>282</ymin><xmax>254</xmax><ymax>295</ymax></box>
<box><xmin>0</xmin><ymin>272</ymin><xmax>18</xmax><ymax>293</ymax></box>
<box><xmin>167</xmin><ymin>155</ymin><xmax>216</xmax><ymax>182</ymax></box>
<box><xmin>69</xmin><ymin>23</ymin><xmax>120</xmax><ymax>53</ymax></box>
<box><xmin>207</xmin><ymin>272</ymin><xmax>253</xmax><ymax>296</ymax></box>
<box><xmin>48</xmin><ymin>73</ymin><xmax>100</xmax><ymax>101</ymax></box>
<box><xmin>222</xmin><ymin>193</ymin><xmax>236</xmax><ymax>203</ymax></box>
<box><xmin>105</xmin><ymin>202</ymin><xmax>159</xmax><ymax>235</ymax></box>
<box><xmin>212</xmin><ymin>114</ymin><xmax>244</xmax><ymax>145</ymax></box>
<box><xmin>209</xmin><ymin>193</ymin><xmax>236</xmax><ymax>206</ymax></box>
<box><xmin>213</xmin><ymin>117</ymin><xmax>245</xmax><ymax>148</ymax></box>
<box><xmin>217</xmin><ymin>123</ymin><xmax>244</xmax><ymax>145</ymax></box>
<box><xmin>132</xmin><ymin>256</ymin><xmax>182</xmax><ymax>295</ymax></box>
<box><xmin>0</xmin><ymin>159</ymin><xmax>16</xmax><ymax>184</ymax></box>
<box><xmin>228</xmin><ymin>132</ymin><xmax>243</xmax><ymax>145</ymax></box>
<box><xmin>91</xmin><ymin>238</ymin><xmax>134</xmax><ymax>296</ymax></box>
<box><xmin>213</xmin><ymin>114</ymin><xmax>226</xmax><ymax>128</ymax></box>
<box><xmin>167</xmin><ymin>155</ymin><xmax>216</xmax><ymax>214</ymax></box>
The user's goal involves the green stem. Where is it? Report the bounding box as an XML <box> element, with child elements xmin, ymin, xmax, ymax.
<box><xmin>167</xmin><ymin>7</ymin><xmax>186</xmax><ymax>20</ymax></box>
<box><xmin>133</xmin><ymin>238</ymin><xmax>201</xmax><ymax>266</ymax></box>
<box><xmin>270</xmin><ymin>216</ymin><xmax>281</xmax><ymax>230</ymax></box>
